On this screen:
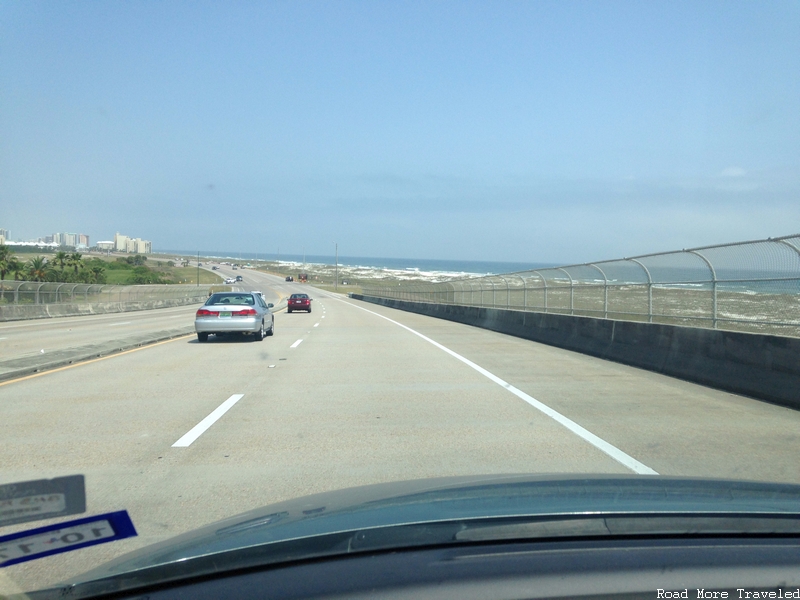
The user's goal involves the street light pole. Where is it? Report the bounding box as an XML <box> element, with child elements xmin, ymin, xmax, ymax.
<box><xmin>196</xmin><ymin>251</ymin><xmax>200</xmax><ymax>286</ymax></box>
<box><xmin>335</xmin><ymin>242</ymin><xmax>338</xmax><ymax>292</ymax></box>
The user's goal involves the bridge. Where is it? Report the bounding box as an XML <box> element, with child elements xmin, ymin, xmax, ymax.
<box><xmin>2</xmin><ymin>263</ymin><xmax>799</xmax><ymax>591</ymax></box>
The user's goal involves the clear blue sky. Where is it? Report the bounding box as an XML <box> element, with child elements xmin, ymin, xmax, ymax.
<box><xmin>2</xmin><ymin>1</ymin><xmax>798</xmax><ymax>264</ymax></box>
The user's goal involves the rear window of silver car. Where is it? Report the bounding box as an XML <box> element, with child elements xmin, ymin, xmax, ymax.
<box><xmin>207</xmin><ymin>294</ymin><xmax>256</xmax><ymax>306</ymax></box>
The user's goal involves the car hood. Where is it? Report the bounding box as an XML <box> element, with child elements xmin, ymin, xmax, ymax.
<box><xmin>35</xmin><ymin>474</ymin><xmax>800</xmax><ymax>598</ymax></box>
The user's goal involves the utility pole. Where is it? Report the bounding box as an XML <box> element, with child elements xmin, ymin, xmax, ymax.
<box><xmin>196</xmin><ymin>251</ymin><xmax>200</xmax><ymax>286</ymax></box>
<box><xmin>335</xmin><ymin>242</ymin><xmax>338</xmax><ymax>292</ymax></box>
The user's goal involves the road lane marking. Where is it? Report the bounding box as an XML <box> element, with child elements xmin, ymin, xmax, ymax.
<box><xmin>108</xmin><ymin>322</ymin><xmax>132</xmax><ymax>327</ymax></box>
<box><xmin>0</xmin><ymin>334</ymin><xmax>195</xmax><ymax>387</ymax></box>
<box><xmin>290</xmin><ymin>339</ymin><xmax>303</xmax><ymax>348</ymax></box>
<box><xmin>341</xmin><ymin>300</ymin><xmax>658</xmax><ymax>476</ymax></box>
<box><xmin>172</xmin><ymin>394</ymin><xmax>245</xmax><ymax>448</ymax></box>
<box><xmin>314</xmin><ymin>323</ymin><xmax>319</xmax><ymax>327</ymax></box>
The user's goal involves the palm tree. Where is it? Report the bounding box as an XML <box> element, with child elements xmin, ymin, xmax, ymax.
<box><xmin>68</xmin><ymin>252</ymin><xmax>83</xmax><ymax>277</ymax></box>
<box><xmin>8</xmin><ymin>257</ymin><xmax>25</xmax><ymax>280</ymax></box>
<box><xmin>27</xmin><ymin>256</ymin><xmax>51</xmax><ymax>282</ymax></box>
<box><xmin>54</xmin><ymin>250</ymin><xmax>68</xmax><ymax>270</ymax></box>
<box><xmin>90</xmin><ymin>265</ymin><xmax>106</xmax><ymax>284</ymax></box>
<box><xmin>0</xmin><ymin>244</ymin><xmax>10</xmax><ymax>302</ymax></box>
<box><xmin>0</xmin><ymin>244</ymin><xmax>10</xmax><ymax>281</ymax></box>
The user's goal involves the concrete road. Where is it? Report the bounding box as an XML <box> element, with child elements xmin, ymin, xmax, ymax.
<box><xmin>0</xmin><ymin>264</ymin><xmax>292</xmax><ymax>380</ymax></box>
<box><xmin>2</xmin><ymin>272</ymin><xmax>800</xmax><ymax>593</ymax></box>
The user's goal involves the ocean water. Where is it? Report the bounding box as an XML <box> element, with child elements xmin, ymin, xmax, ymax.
<box><xmin>158</xmin><ymin>250</ymin><xmax>555</xmax><ymax>276</ymax></box>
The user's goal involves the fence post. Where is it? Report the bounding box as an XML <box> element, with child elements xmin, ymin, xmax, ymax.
<box><xmin>518</xmin><ymin>275</ymin><xmax>527</xmax><ymax>309</ymax></box>
<box><xmin>557</xmin><ymin>268</ymin><xmax>574</xmax><ymax>315</ymax></box>
<box><xmin>688</xmin><ymin>250</ymin><xmax>718</xmax><ymax>329</ymax></box>
<box><xmin>533</xmin><ymin>271</ymin><xmax>547</xmax><ymax>312</ymax></box>
<box><xmin>589</xmin><ymin>263</ymin><xmax>609</xmax><ymax>319</ymax></box>
<box><xmin>629</xmin><ymin>259</ymin><xmax>653</xmax><ymax>323</ymax></box>
<box><xmin>499</xmin><ymin>276</ymin><xmax>509</xmax><ymax>308</ymax></box>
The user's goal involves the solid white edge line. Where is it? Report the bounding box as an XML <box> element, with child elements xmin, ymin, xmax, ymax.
<box><xmin>290</xmin><ymin>339</ymin><xmax>303</xmax><ymax>348</ymax></box>
<box><xmin>340</xmin><ymin>300</ymin><xmax>658</xmax><ymax>476</ymax></box>
<box><xmin>172</xmin><ymin>394</ymin><xmax>245</xmax><ymax>448</ymax></box>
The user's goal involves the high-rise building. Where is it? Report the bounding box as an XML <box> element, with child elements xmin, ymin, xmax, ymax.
<box><xmin>135</xmin><ymin>239</ymin><xmax>152</xmax><ymax>254</ymax></box>
<box><xmin>0</xmin><ymin>228</ymin><xmax>9</xmax><ymax>242</ymax></box>
<box><xmin>114</xmin><ymin>232</ymin><xmax>152</xmax><ymax>254</ymax></box>
<box><xmin>114</xmin><ymin>232</ymin><xmax>129</xmax><ymax>252</ymax></box>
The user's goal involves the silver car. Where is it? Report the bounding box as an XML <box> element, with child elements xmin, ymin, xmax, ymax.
<box><xmin>195</xmin><ymin>292</ymin><xmax>275</xmax><ymax>342</ymax></box>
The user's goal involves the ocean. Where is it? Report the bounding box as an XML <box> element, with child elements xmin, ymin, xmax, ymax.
<box><xmin>156</xmin><ymin>250</ymin><xmax>555</xmax><ymax>276</ymax></box>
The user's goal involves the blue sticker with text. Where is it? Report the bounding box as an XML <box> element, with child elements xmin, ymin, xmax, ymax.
<box><xmin>0</xmin><ymin>510</ymin><xmax>136</xmax><ymax>567</ymax></box>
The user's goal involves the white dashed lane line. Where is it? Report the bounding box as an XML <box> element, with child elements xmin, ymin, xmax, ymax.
<box><xmin>290</xmin><ymin>339</ymin><xmax>303</xmax><ymax>348</ymax></box>
<box><xmin>172</xmin><ymin>394</ymin><xmax>245</xmax><ymax>448</ymax></box>
<box><xmin>314</xmin><ymin>323</ymin><xmax>319</xmax><ymax>327</ymax></box>
<box><xmin>108</xmin><ymin>322</ymin><xmax>132</xmax><ymax>327</ymax></box>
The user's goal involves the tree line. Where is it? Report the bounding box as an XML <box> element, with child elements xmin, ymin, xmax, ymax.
<box><xmin>0</xmin><ymin>246</ymin><xmax>108</xmax><ymax>283</ymax></box>
<box><xmin>0</xmin><ymin>245</ymin><xmax>176</xmax><ymax>285</ymax></box>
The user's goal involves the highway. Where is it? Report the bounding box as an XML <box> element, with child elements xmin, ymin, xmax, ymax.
<box><xmin>2</xmin><ymin>265</ymin><xmax>800</xmax><ymax>593</ymax></box>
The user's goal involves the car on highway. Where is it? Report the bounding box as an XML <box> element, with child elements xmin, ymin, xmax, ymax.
<box><xmin>287</xmin><ymin>293</ymin><xmax>312</xmax><ymax>313</ymax></box>
<box><xmin>224</xmin><ymin>277</ymin><xmax>235</xmax><ymax>284</ymax></box>
<box><xmin>285</xmin><ymin>276</ymin><xmax>293</xmax><ymax>282</ymax></box>
<box><xmin>235</xmin><ymin>275</ymin><xmax>243</xmax><ymax>282</ymax></box>
<box><xmin>194</xmin><ymin>292</ymin><xmax>274</xmax><ymax>341</ymax></box>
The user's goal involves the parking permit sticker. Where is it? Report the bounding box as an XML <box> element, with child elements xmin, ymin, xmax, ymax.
<box><xmin>0</xmin><ymin>510</ymin><xmax>136</xmax><ymax>567</ymax></box>
<box><xmin>0</xmin><ymin>475</ymin><xmax>86</xmax><ymax>528</ymax></box>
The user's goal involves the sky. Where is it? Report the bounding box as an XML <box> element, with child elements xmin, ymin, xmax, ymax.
<box><xmin>1</xmin><ymin>0</ymin><xmax>798</xmax><ymax>265</ymax></box>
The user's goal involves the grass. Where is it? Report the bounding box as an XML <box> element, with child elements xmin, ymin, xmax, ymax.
<box><xmin>150</xmin><ymin>264</ymin><xmax>223</xmax><ymax>285</ymax></box>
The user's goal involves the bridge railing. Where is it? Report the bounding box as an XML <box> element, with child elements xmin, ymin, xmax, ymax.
<box><xmin>0</xmin><ymin>282</ymin><xmax>210</xmax><ymax>306</ymax></box>
<box><xmin>361</xmin><ymin>234</ymin><xmax>800</xmax><ymax>337</ymax></box>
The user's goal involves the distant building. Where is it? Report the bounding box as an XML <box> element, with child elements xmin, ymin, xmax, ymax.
<box><xmin>0</xmin><ymin>228</ymin><xmax>9</xmax><ymax>243</ymax></box>
<box><xmin>47</xmin><ymin>232</ymin><xmax>90</xmax><ymax>248</ymax></box>
<box><xmin>114</xmin><ymin>232</ymin><xmax>129</xmax><ymax>252</ymax></box>
<box><xmin>135</xmin><ymin>239</ymin><xmax>152</xmax><ymax>254</ymax></box>
<box><xmin>96</xmin><ymin>240</ymin><xmax>114</xmax><ymax>251</ymax></box>
<box><xmin>114</xmin><ymin>232</ymin><xmax>152</xmax><ymax>254</ymax></box>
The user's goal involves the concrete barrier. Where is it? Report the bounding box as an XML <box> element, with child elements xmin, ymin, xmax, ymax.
<box><xmin>351</xmin><ymin>294</ymin><xmax>800</xmax><ymax>410</ymax></box>
<box><xmin>0</xmin><ymin>296</ymin><xmax>205</xmax><ymax>322</ymax></box>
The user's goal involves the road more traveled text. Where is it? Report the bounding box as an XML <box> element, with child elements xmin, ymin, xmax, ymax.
<box><xmin>657</xmin><ymin>590</ymin><xmax>800</xmax><ymax>599</ymax></box>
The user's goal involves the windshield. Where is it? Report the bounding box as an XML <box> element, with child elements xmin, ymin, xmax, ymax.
<box><xmin>1</xmin><ymin>1</ymin><xmax>799</xmax><ymax>596</ymax></box>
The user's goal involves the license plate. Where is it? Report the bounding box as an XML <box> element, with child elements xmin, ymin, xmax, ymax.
<box><xmin>219</xmin><ymin>312</ymin><xmax>232</xmax><ymax>318</ymax></box>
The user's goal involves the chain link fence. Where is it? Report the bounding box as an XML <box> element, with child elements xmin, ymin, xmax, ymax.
<box><xmin>362</xmin><ymin>234</ymin><xmax>800</xmax><ymax>338</ymax></box>
<box><xmin>0</xmin><ymin>282</ymin><xmax>210</xmax><ymax>306</ymax></box>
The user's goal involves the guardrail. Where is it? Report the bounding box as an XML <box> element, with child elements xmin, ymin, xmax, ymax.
<box><xmin>0</xmin><ymin>282</ymin><xmax>210</xmax><ymax>306</ymax></box>
<box><xmin>362</xmin><ymin>234</ymin><xmax>800</xmax><ymax>338</ymax></box>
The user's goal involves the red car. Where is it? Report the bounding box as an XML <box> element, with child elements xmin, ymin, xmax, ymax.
<box><xmin>288</xmin><ymin>293</ymin><xmax>312</xmax><ymax>313</ymax></box>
